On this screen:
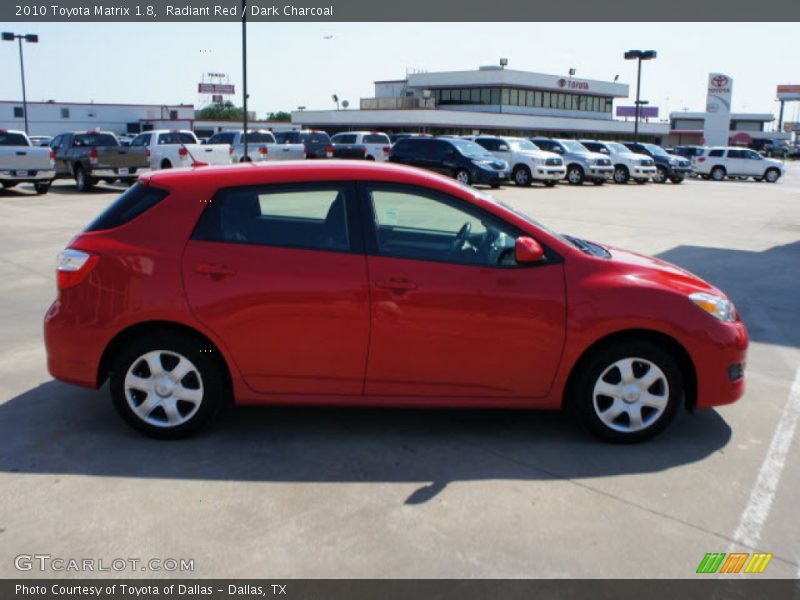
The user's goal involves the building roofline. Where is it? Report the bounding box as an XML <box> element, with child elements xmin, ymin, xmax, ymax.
<box><xmin>0</xmin><ymin>99</ymin><xmax>194</xmax><ymax>109</ymax></box>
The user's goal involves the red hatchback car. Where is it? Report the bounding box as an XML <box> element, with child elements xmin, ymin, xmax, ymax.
<box><xmin>44</xmin><ymin>161</ymin><xmax>748</xmax><ymax>441</ymax></box>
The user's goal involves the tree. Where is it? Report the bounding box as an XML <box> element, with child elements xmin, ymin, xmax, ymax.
<box><xmin>196</xmin><ymin>101</ymin><xmax>245</xmax><ymax>120</ymax></box>
<box><xmin>266</xmin><ymin>111</ymin><xmax>291</xmax><ymax>122</ymax></box>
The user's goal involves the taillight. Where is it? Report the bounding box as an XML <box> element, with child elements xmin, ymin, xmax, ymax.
<box><xmin>192</xmin><ymin>161</ymin><xmax>209</xmax><ymax>167</ymax></box>
<box><xmin>258</xmin><ymin>146</ymin><xmax>268</xmax><ymax>156</ymax></box>
<box><xmin>229</xmin><ymin>146</ymin><xmax>234</xmax><ymax>155</ymax></box>
<box><xmin>49</xmin><ymin>149</ymin><xmax>55</xmax><ymax>163</ymax></box>
<box><xmin>88</xmin><ymin>148</ymin><xmax>98</xmax><ymax>164</ymax></box>
<box><xmin>383</xmin><ymin>146</ymin><xmax>391</xmax><ymax>154</ymax></box>
<box><xmin>325</xmin><ymin>145</ymin><xmax>333</xmax><ymax>157</ymax></box>
<box><xmin>178</xmin><ymin>147</ymin><xmax>189</xmax><ymax>157</ymax></box>
<box><xmin>697</xmin><ymin>157</ymin><xmax>706</xmax><ymax>162</ymax></box>
<box><xmin>56</xmin><ymin>249</ymin><xmax>99</xmax><ymax>290</ymax></box>
<box><xmin>146</xmin><ymin>148</ymin><xmax>151</xmax><ymax>158</ymax></box>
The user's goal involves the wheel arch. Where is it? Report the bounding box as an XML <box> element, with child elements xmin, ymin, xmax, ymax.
<box><xmin>563</xmin><ymin>328</ymin><xmax>697</xmax><ymax>412</ymax></box>
<box><xmin>97</xmin><ymin>320</ymin><xmax>234</xmax><ymax>396</ymax></box>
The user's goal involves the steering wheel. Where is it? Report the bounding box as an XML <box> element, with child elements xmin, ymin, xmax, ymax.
<box><xmin>450</xmin><ymin>222</ymin><xmax>472</xmax><ymax>253</ymax></box>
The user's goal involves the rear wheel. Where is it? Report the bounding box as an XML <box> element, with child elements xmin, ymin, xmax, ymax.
<box><xmin>566</xmin><ymin>165</ymin><xmax>585</xmax><ymax>185</ymax></box>
<box><xmin>455</xmin><ymin>169</ymin><xmax>471</xmax><ymax>185</ymax></box>
<box><xmin>75</xmin><ymin>166</ymin><xmax>94</xmax><ymax>192</ymax></box>
<box><xmin>635</xmin><ymin>178</ymin><xmax>647</xmax><ymax>184</ymax></box>
<box><xmin>573</xmin><ymin>340</ymin><xmax>682</xmax><ymax>443</ymax></box>
<box><xmin>160</xmin><ymin>159</ymin><xmax>173</xmax><ymax>169</ymax></box>
<box><xmin>592</xmin><ymin>179</ymin><xmax>605</xmax><ymax>186</ymax></box>
<box><xmin>669</xmin><ymin>175</ymin><xmax>684</xmax><ymax>184</ymax></box>
<box><xmin>1</xmin><ymin>182</ymin><xmax>18</xmax><ymax>189</ymax></box>
<box><xmin>34</xmin><ymin>182</ymin><xmax>51</xmax><ymax>194</ymax></box>
<box><xmin>544</xmin><ymin>180</ymin><xmax>557</xmax><ymax>187</ymax></box>
<box><xmin>110</xmin><ymin>332</ymin><xmax>226</xmax><ymax>439</ymax></box>
<box><xmin>711</xmin><ymin>166</ymin><xmax>726</xmax><ymax>181</ymax></box>
<box><xmin>613</xmin><ymin>165</ymin><xmax>630</xmax><ymax>184</ymax></box>
<box><xmin>513</xmin><ymin>165</ymin><xmax>532</xmax><ymax>187</ymax></box>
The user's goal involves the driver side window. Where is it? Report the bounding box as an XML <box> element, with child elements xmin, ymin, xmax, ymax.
<box><xmin>367</xmin><ymin>187</ymin><xmax>518</xmax><ymax>267</ymax></box>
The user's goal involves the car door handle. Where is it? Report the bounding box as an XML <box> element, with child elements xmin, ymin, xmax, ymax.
<box><xmin>375</xmin><ymin>277</ymin><xmax>417</xmax><ymax>292</ymax></box>
<box><xmin>195</xmin><ymin>263</ymin><xmax>236</xmax><ymax>278</ymax></box>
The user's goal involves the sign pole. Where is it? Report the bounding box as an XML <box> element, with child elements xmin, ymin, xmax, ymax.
<box><xmin>241</xmin><ymin>0</ymin><xmax>248</xmax><ymax>162</ymax></box>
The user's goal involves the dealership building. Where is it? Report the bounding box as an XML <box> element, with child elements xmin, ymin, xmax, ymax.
<box><xmin>665</xmin><ymin>111</ymin><xmax>790</xmax><ymax>147</ymax></box>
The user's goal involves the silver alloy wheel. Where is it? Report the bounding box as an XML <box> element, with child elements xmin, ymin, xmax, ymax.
<box><xmin>567</xmin><ymin>167</ymin><xmax>583</xmax><ymax>184</ymax></box>
<box><xmin>456</xmin><ymin>170</ymin><xmax>470</xmax><ymax>185</ymax></box>
<box><xmin>515</xmin><ymin>167</ymin><xmax>530</xmax><ymax>185</ymax></box>
<box><xmin>653</xmin><ymin>166</ymin><xmax>667</xmax><ymax>183</ymax></box>
<box><xmin>592</xmin><ymin>357</ymin><xmax>669</xmax><ymax>433</ymax></box>
<box><xmin>765</xmin><ymin>169</ymin><xmax>779</xmax><ymax>183</ymax></box>
<box><xmin>613</xmin><ymin>166</ymin><xmax>628</xmax><ymax>183</ymax></box>
<box><xmin>711</xmin><ymin>167</ymin><xmax>725</xmax><ymax>181</ymax></box>
<box><xmin>124</xmin><ymin>350</ymin><xmax>204</xmax><ymax>428</ymax></box>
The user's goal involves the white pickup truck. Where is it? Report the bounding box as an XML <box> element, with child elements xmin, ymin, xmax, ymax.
<box><xmin>206</xmin><ymin>129</ymin><xmax>306</xmax><ymax>163</ymax></box>
<box><xmin>129</xmin><ymin>129</ymin><xmax>231</xmax><ymax>170</ymax></box>
<box><xmin>0</xmin><ymin>129</ymin><xmax>56</xmax><ymax>194</ymax></box>
<box><xmin>467</xmin><ymin>135</ymin><xmax>566</xmax><ymax>186</ymax></box>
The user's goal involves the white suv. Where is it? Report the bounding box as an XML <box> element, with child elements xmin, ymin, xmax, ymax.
<box><xmin>695</xmin><ymin>147</ymin><xmax>784</xmax><ymax>183</ymax></box>
<box><xmin>466</xmin><ymin>136</ymin><xmax>566</xmax><ymax>186</ymax></box>
<box><xmin>330</xmin><ymin>131</ymin><xmax>392</xmax><ymax>162</ymax></box>
<box><xmin>580</xmin><ymin>140</ymin><xmax>656</xmax><ymax>184</ymax></box>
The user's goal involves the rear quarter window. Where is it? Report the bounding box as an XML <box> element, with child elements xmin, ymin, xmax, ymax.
<box><xmin>85</xmin><ymin>183</ymin><xmax>169</xmax><ymax>231</ymax></box>
<box><xmin>363</xmin><ymin>134</ymin><xmax>390</xmax><ymax>144</ymax></box>
<box><xmin>708</xmin><ymin>149</ymin><xmax>725</xmax><ymax>157</ymax></box>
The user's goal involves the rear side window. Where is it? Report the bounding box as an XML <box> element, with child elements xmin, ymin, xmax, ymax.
<box><xmin>158</xmin><ymin>132</ymin><xmax>197</xmax><ymax>145</ymax></box>
<box><xmin>192</xmin><ymin>184</ymin><xmax>352</xmax><ymax>253</ymax></box>
<box><xmin>0</xmin><ymin>132</ymin><xmax>30</xmax><ymax>146</ymax></box>
<box><xmin>85</xmin><ymin>183</ymin><xmax>169</xmax><ymax>231</ymax></box>
<box><xmin>246</xmin><ymin>131</ymin><xmax>276</xmax><ymax>143</ymax></box>
<box><xmin>332</xmin><ymin>134</ymin><xmax>358</xmax><ymax>144</ymax></box>
<box><xmin>391</xmin><ymin>139</ymin><xmax>412</xmax><ymax>155</ymax></box>
<box><xmin>73</xmin><ymin>133</ymin><xmax>118</xmax><ymax>147</ymax></box>
<box><xmin>708</xmin><ymin>149</ymin><xmax>724</xmax><ymax>157</ymax></box>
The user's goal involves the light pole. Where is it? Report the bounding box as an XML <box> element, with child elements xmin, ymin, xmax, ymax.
<box><xmin>241</xmin><ymin>0</ymin><xmax>249</xmax><ymax>161</ymax></box>
<box><xmin>2</xmin><ymin>32</ymin><xmax>39</xmax><ymax>135</ymax></box>
<box><xmin>624</xmin><ymin>49</ymin><xmax>656</xmax><ymax>142</ymax></box>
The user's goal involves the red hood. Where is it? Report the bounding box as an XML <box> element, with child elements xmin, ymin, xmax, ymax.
<box><xmin>605</xmin><ymin>244</ymin><xmax>724</xmax><ymax>297</ymax></box>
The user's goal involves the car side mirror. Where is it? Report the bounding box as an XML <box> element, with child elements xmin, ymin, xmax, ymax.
<box><xmin>552</xmin><ymin>146</ymin><xmax>563</xmax><ymax>153</ymax></box>
<box><xmin>498</xmin><ymin>144</ymin><xmax>510</xmax><ymax>151</ymax></box>
<box><xmin>515</xmin><ymin>237</ymin><xmax>545</xmax><ymax>264</ymax></box>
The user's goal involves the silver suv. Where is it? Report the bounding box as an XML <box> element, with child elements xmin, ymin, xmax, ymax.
<box><xmin>530</xmin><ymin>138</ymin><xmax>614</xmax><ymax>185</ymax></box>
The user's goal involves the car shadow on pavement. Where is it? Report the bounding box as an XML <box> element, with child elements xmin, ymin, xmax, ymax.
<box><xmin>0</xmin><ymin>380</ymin><xmax>731</xmax><ymax>504</ymax></box>
<box><xmin>656</xmin><ymin>241</ymin><xmax>800</xmax><ymax>350</ymax></box>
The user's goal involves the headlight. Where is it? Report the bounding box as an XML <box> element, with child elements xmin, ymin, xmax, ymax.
<box><xmin>689</xmin><ymin>292</ymin><xmax>736</xmax><ymax>322</ymax></box>
<box><xmin>471</xmin><ymin>159</ymin><xmax>492</xmax><ymax>168</ymax></box>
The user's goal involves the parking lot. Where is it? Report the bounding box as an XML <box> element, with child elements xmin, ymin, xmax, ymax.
<box><xmin>1</xmin><ymin>165</ymin><xmax>799</xmax><ymax>578</ymax></box>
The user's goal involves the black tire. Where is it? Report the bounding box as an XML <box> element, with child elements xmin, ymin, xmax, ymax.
<box><xmin>75</xmin><ymin>166</ymin><xmax>94</xmax><ymax>192</ymax></box>
<box><xmin>669</xmin><ymin>176</ymin><xmax>684</xmax><ymax>184</ymax></box>
<box><xmin>1</xmin><ymin>182</ymin><xmax>19</xmax><ymax>189</ymax></box>
<box><xmin>454</xmin><ymin>168</ymin><xmax>471</xmax><ymax>185</ymax></box>
<box><xmin>34</xmin><ymin>182</ymin><xmax>51</xmax><ymax>194</ymax></box>
<box><xmin>764</xmin><ymin>168</ymin><xmax>780</xmax><ymax>183</ymax></box>
<box><xmin>161</xmin><ymin>160</ymin><xmax>173</xmax><ymax>169</ymax></box>
<box><xmin>572</xmin><ymin>339</ymin><xmax>682</xmax><ymax>443</ymax></box>
<box><xmin>103</xmin><ymin>178</ymin><xmax>117</xmax><ymax>185</ymax></box>
<box><xmin>566</xmin><ymin>165</ymin><xmax>585</xmax><ymax>185</ymax></box>
<box><xmin>635</xmin><ymin>178</ymin><xmax>647</xmax><ymax>184</ymax></box>
<box><xmin>512</xmin><ymin>165</ymin><xmax>532</xmax><ymax>187</ymax></box>
<box><xmin>613</xmin><ymin>165</ymin><xmax>630</xmax><ymax>184</ymax></box>
<box><xmin>544</xmin><ymin>180</ymin><xmax>557</xmax><ymax>187</ymax></box>
<box><xmin>753</xmin><ymin>177</ymin><xmax>763</xmax><ymax>182</ymax></box>
<box><xmin>365</xmin><ymin>155</ymin><xmax>376</xmax><ymax>161</ymax></box>
<box><xmin>710</xmin><ymin>166</ymin><xmax>726</xmax><ymax>181</ymax></box>
<box><xmin>110</xmin><ymin>331</ymin><xmax>227</xmax><ymax>439</ymax></box>
<box><xmin>653</xmin><ymin>166</ymin><xmax>668</xmax><ymax>184</ymax></box>
<box><xmin>592</xmin><ymin>179</ymin><xmax>605</xmax><ymax>186</ymax></box>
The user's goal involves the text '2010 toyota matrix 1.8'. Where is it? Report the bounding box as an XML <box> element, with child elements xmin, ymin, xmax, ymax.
<box><xmin>44</xmin><ymin>161</ymin><xmax>748</xmax><ymax>442</ymax></box>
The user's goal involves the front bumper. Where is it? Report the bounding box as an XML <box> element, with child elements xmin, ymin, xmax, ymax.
<box><xmin>632</xmin><ymin>166</ymin><xmax>657</xmax><ymax>179</ymax></box>
<box><xmin>668</xmin><ymin>165</ymin><xmax>693</xmax><ymax>177</ymax></box>
<box><xmin>534</xmin><ymin>166</ymin><xmax>567</xmax><ymax>180</ymax></box>
<box><xmin>91</xmin><ymin>166</ymin><xmax>149</xmax><ymax>178</ymax></box>
<box><xmin>588</xmin><ymin>166</ymin><xmax>614</xmax><ymax>180</ymax></box>
<box><xmin>0</xmin><ymin>169</ymin><xmax>56</xmax><ymax>183</ymax></box>
<box><xmin>472</xmin><ymin>168</ymin><xmax>510</xmax><ymax>184</ymax></box>
<box><xmin>691</xmin><ymin>319</ymin><xmax>749</xmax><ymax>409</ymax></box>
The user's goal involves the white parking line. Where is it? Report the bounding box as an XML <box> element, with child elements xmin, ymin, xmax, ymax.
<box><xmin>732</xmin><ymin>365</ymin><xmax>800</xmax><ymax>549</ymax></box>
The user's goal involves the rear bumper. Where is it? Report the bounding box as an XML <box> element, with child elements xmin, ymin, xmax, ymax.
<box><xmin>44</xmin><ymin>299</ymin><xmax>105</xmax><ymax>388</ymax></box>
<box><xmin>91</xmin><ymin>166</ymin><xmax>148</xmax><ymax>178</ymax></box>
<box><xmin>0</xmin><ymin>169</ymin><xmax>55</xmax><ymax>183</ymax></box>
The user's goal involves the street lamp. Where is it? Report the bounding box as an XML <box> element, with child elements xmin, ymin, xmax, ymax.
<box><xmin>624</xmin><ymin>49</ymin><xmax>657</xmax><ymax>142</ymax></box>
<box><xmin>2</xmin><ymin>32</ymin><xmax>39</xmax><ymax>135</ymax></box>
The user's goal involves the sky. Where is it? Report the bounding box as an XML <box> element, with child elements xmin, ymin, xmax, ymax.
<box><xmin>2</xmin><ymin>22</ymin><xmax>799</xmax><ymax>126</ymax></box>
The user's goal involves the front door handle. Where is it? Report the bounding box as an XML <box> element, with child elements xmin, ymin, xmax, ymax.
<box><xmin>375</xmin><ymin>277</ymin><xmax>417</xmax><ymax>292</ymax></box>
<box><xmin>196</xmin><ymin>263</ymin><xmax>236</xmax><ymax>279</ymax></box>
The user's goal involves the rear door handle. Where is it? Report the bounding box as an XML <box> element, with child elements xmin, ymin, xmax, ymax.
<box><xmin>195</xmin><ymin>263</ymin><xmax>236</xmax><ymax>278</ymax></box>
<box><xmin>375</xmin><ymin>277</ymin><xmax>417</xmax><ymax>292</ymax></box>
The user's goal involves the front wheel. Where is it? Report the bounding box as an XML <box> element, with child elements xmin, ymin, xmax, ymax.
<box><xmin>669</xmin><ymin>176</ymin><xmax>684</xmax><ymax>184</ymax></box>
<box><xmin>513</xmin><ymin>165</ymin><xmax>532</xmax><ymax>187</ymax></box>
<box><xmin>454</xmin><ymin>169</ymin><xmax>471</xmax><ymax>185</ymax></box>
<box><xmin>653</xmin><ymin>166</ymin><xmax>668</xmax><ymax>184</ymax></box>
<box><xmin>566</xmin><ymin>165</ymin><xmax>585</xmax><ymax>185</ymax></box>
<box><xmin>764</xmin><ymin>168</ymin><xmax>780</xmax><ymax>183</ymax></box>
<box><xmin>544</xmin><ymin>180</ymin><xmax>557</xmax><ymax>187</ymax></box>
<box><xmin>110</xmin><ymin>332</ymin><xmax>226</xmax><ymax>439</ymax></box>
<box><xmin>572</xmin><ymin>340</ymin><xmax>682</xmax><ymax>443</ymax></box>
<box><xmin>2</xmin><ymin>182</ymin><xmax>19</xmax><ymax>189</ymax></box>
<box><xmin>711</xmin><ymin>166</ymin><xmax>726</xmax><ymax>181</ymax></box>
<box><xmin>34</xmin><ymin>182</ymin><xmax>51</xmax><ymax>194</ymax></box>
<box><xmin>613</xmin><ymin>165</ymin><xmax>630</xmax><ymax>184</ymax></box>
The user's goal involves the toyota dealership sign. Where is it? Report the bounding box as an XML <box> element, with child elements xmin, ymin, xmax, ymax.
<box><xmin>704</xmin><ymin>72</ymin><xmax>733</xmax><ymax>146</ymax></box>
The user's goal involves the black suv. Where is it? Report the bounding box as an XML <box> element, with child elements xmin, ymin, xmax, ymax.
<box><xmin>273</xmin><ymin>130</ymin><xmax>332</xmax><ymax>159</ymax></box>
<box><xmin>388</xmin><ymin>137</ymin><xmax>510</xmax><ymax>186</ymax></box>
<box><xmin>623</xmin><ymin>142</ymin><xmax>692</xmax><ymax>184</ymax></box>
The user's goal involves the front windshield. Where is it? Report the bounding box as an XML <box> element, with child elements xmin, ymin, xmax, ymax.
<box><xmin>450</xmin><ymin>138</ymin><xmax>493</xmax><ymax>159</ymax></box>
<box><xmin>607</xmin><ymin>142</ymin><xmax>630</xmax><ymax>154</ymax></box>
<box><xmin>561</xmin><ymin>140</ymin><xmax>589</xmax><ymax>153</ymax></box>
<box><xmin>509</xmin><ymin>139</ymin><xmax>539</xmax><ymax>152</ymax></box>
<box><xmin>644</xmin><ymin>143</ymin><xmax>669</xmax><ymax>157</ymax></box>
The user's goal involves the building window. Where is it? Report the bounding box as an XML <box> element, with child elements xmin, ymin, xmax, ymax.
<box><xmin>490</xmin><ymin>88</ymin><xmax>501</xmax><ymax>104</ymax></box>
<box><xmin>169</xmin><ymin>109</ymin><xmax>178</xmax><ymax>119</ymax></box>
<box><xmin>534</xmin><ymin>91</ymin><xmax>542</xmax><ymax>107</ymax></box>
<box><xmin>480</xmin><ymin>88</ymin><xmax>490</xmax><ymax>104</ymax></box>
<box><xmin>501</xmin><ymin>88</ymin><xmax>509</xmax><ymax>105</ymax></box>
<box><xmin>60</xmin><ymin>107</ymin><xmax>70</xmax><ymax>118</ymax></box>
<box><xmin>509</xmin><ymin>88</ymin><xmax>518</xmax><ymax>106</ymax></box>
<box><xmin>13</xmin><ymin>106</ymin><xmax>24</xmax><ymax>118</ymax></box>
